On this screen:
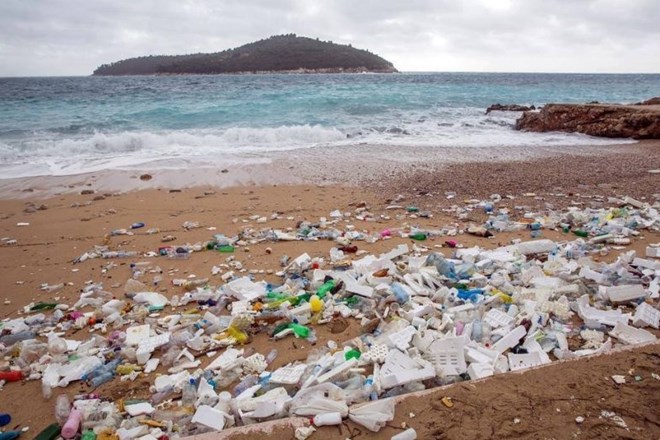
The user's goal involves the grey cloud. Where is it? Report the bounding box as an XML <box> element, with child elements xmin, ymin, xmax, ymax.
<box><xmin>0</xmin><ymin>0</ymin><xmax>658</xmax><ymax>76</ymax></box>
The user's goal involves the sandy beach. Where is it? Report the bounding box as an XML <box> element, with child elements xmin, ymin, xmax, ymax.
<box><xmin>1</xmin><ymin>140</ymin><xmax>659</xmax><ymax>439</ymax></box>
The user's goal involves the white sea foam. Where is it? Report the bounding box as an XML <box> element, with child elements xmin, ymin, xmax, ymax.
<box><xmin>0</xmin><ymin>117</ymin><xmax>636</xmax><ymax>179</ymax></box>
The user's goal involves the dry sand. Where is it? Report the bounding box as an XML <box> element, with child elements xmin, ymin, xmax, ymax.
<box><xmin>0</xmin><ymin>141</ymin><xmax>659</xmax><ymax>439</ymax></box>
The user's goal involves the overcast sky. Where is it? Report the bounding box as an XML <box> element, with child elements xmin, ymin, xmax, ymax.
<box><xmin>1</xmin><ymin>0</ymin><xmax>659</xmax><ymax>76</ymax></box>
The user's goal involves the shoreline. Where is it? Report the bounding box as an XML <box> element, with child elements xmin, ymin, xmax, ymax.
<box><xmin>1</xmin><ymin>140</ymin><xmax>656</xmax><ymax>200</ymax></box>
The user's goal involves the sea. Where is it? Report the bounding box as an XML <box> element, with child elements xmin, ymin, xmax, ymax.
<box><xmin>0</xmin><ymin>72</ymin><xmax>658</xmax><ymax>178</ymax></box>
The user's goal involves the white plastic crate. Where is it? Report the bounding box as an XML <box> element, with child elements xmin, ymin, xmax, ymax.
<box><xmin>423</xmin><ymin>336</ymin><xmax>467</xmax><ymax>376</ymax></box>
<box><xmin>379</xmin><ymin>350</ymin><xmax>435</xmax><ymax>389</ymax></box>
<box><xmin>632</xmin><ymin>302</ymin><xmax>660</xmax><ymax>329</ymax></box>
<box><xmin>507</xmin><ymin>351</ymin><xmax>549</xmax><ymax>371</ymax></box>
<box><xmin>269</xmin><ymin>363</ymin><xmax>307</xmax><ymax>385</ymax></box>
<box><xmin>484</xmin><ymin>309</ymin><xmax>514</xmax><ymax>328</ymax></box>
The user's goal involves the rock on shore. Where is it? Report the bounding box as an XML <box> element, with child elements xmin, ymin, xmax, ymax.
<box><xmin>515</xmin><ymin>101</ymin><xmax>660</xmax><ymax>139</ymax></box>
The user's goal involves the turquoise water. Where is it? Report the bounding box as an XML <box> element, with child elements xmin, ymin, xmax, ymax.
<box><xmin>0</xmin><ymin>73</ymin><xmax>658</xmax><ymax>177</ymax></box>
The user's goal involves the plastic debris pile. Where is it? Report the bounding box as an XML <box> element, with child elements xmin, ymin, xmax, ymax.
<box><xmin>1</xmin><ymin>196</ymin><xmax>660</xmax><ymax>440</ymax></box>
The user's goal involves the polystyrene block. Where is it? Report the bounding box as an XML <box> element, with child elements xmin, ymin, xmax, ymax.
<box><xmin>507</xmin><ymin>351</ymin><xmax>549</xmax><ymax>371</ymax></box>
<box><xmin>632</xmin><ymin>302</ymin><xmax>660</xmax><ymax>329</ymax></box>
<box><xmin>382</xmin><ymin>244</ymin><xmax>409</xmax><ymax>260</ymax></box>
<box><xmin>205</xmin><ymin>348</ymin><xmax>244</xmax><ymax>371</ymax></box>
<box><xmin>317</xmin><ymin>358</ymin><xmax>359</xmax><ymax>384</ymax></box>
<box><xmin>125</xmin><ymin>402</ymin><xmax>155</xmax><ymax>416</ymax></box>
<box><xmin>579</xmin><ymin>267</ymin><xmax>607</xmax><ymax>284</ymax></box>
<box><xmin>191</xmin><ymin>405</ymin><xmax>226</xmax><ymax>431</ymax></box>
<box><xmin>492</xmin><ymin>325</ymin><xmax>527</xmax><ymax>354</ymax></box>
<box><xmin>269</xmin><ymin>363</ymin><xmax>307</xmax><ymax>385</ymax></box>
<box><xmin>646</xmin><ymin>247</ymin><xmax>660</xmax><ymax>258</ymax></box>
<box><xmin>387</xmin><ymin>326</ymin><xmax>418</xmax><ymax>351</ymax></box>
<box><xmin>632</xmin><ymin>257</ymin><xmax>660</xmax><ymax>270</ymax></box>
<box><xmin>606</xmin><ymin>285</ymin><xmax>647</xmax><ymax>303</ymax></box>
<box><xmin>609</xmin><ymin>321</ymin><xmax>657</xmax><ymax>345</ymax></box>
<box><xmin>483</xmin><ymin>309</ymin><xmax>514</xmax><ymax>328</ymax></box>
<box><xmin>379</xmin><ymin>350</ymin><xmax>435</xmax><ymax>389</ymax></box>
<box><xmin>467</xmin><ymin>362</ymin><xmax>494</xmax><ymax>380</ymax></box>
<box><xmin>465</xmin><ymin>347</ymin><xmax>494</xmax><ymax>365</ymax></box>
<box><xmin>126</xmin><ymin>325</ymin><xmax>151</xmax><ymax>346</ymax></box>
<box><xmin>345</xmin><ymin>282</ymin><xmax>374</xmax><ymax>298</ymax></box>
<box><xmin>405</xmin><ymin>304</ymin><xmax>435</xmax><ymax>321</ymax></box>
<box><xmin>576</xmin><ymin>295</ymin><xmax>630</xmax><ymax>327</ymax></box>
<box><xmin>516</xmin><ymin>239</ymin><xmax>555</xmax><ymax>255</ymax></box>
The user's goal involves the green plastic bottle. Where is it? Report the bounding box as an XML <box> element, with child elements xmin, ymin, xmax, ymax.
<box><xmin>406</xmin><ymin>206</ymin><xmax>419</xmax><ymax>212</ymax></box>
<box><xmin>316</xmin><ymin>280</ymin><xmax>336</xmax><ymax>298</ymax></box>
<box><xmin>289</xmin><ymin>323</ymin><xmax>310</xmax><ymax>339</ymax></box>
<box><xmin>572</xmin><ymin>229</ymin><xmax>589</xmax><ymax>237</ymax></box>
<box><xmin>33</xmin><ymin>424</ymin><xmax>61</xmax><ymax>440</ymax></box>
<box><xmin>217</xmin><ymin>245</ymin><xmax>235</xmax><ymax>253</ymax></box>
<box><xmin>81</xmin><ymin>430</ymin><xmax>97</xmax><ymax>440</ymax></box>
<box><xmin>30</xmin><ymin>302</ymin><xmax>58</xmax><ymax>311</ymax></box>
<box><xmin>345</xmin><ymin>348</ymin><xmax>361</xmax><ymax>360</ymax></box>
<box><xmin>409</xmin><ymin>232</ymin><xmax>427</xmax><ymax>241</ymax></box>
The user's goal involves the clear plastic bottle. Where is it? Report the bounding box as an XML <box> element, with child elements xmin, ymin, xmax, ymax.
<box><xmin>54</xmin><ymin>394</ymin><xmax>71</xmax><ymax>426</ymax></box>
<box><xmin>181</xmin><ymin>378</ymin><xmax>197</xmax><ymax>410</ymax></box>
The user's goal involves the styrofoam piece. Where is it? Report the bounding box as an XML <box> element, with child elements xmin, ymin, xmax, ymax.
<box><xmin>205</xmin><ymin>348</ymin><xmax>244</xmax><ymax>371</ymax></box>
<box><xmin>243</xmin><ymin>353</ymin><xmax>268</xmax><ymax>374</ymax></box>
<box><xmin>391</xmin><ymin>428</ymin><xmax>417</xmax><ymax>440</ymax></box>
<box><xmin>516</xmin><ymin>239</ymin><xmax>555</xmax><ymax>255</ymax></box>
<box><xmin>360</xmin><ymin>344</ymin><xmax>389</xmax><ymax>365</ymax></box>
<box><xmin>381</xmin><ymin>244</ymin><xmax>409</xmax><ymax>260</ymax></box>
<box><xmin>288</xmin><ymin>303</ymin><xmax>312</xmax><ymax>324</ymax></box>
<box><xmin>632</xmin><ymin>302</ymin><xmax>660</xmax><ymax>329</ymax></box>
<box><xmin>270</xmin><ymin>363</ymin><xmax>308</xmax><ymax>385</ymax></box>
<box><xmin>411</xmin><ymin>317</ymin><xmax>426</xmax><ymax>329</ymax></box>
<box><xmin>317</xmin><ymin>358</ymin><xmax>358</xmax><ymax>384</ymax></box>
<box><xmin>144</xmin><ymin>358</ymin><xmax>159</xmax><ymax>374</ymax></box>
<box><xmin>467</xmin><ymin>362</ymin><xmax>494</xmax><ymax>380</ymax></box>
<box><xmin>646</xmin><ymin>246</ymin><xmax>660</xmax><ymax>258</ymax></box>
<box><xmin>125</xmin><ymin>402</ymin><xmax>155</xmax><ymax>416</ymax></box>
<box><xmin>424</xmin><ymin>336</ymin><xmax>466</xmax><ymax>376</ymax></box>
<box><xmin>576</xmin><ymin>295</ymin><xmax>631</xmax><ymax>327</ymax></box>
<box><xmin>386</xmin><ymin>326</ymin><xmax>418</xmax><ymax>351</ymax></box>
<box><xmin>606</xmin><ymin>284</ymin><xmax>647</xmax><ymax>303</ymax></box>
<box><xmin>230</xmin><ymin>301</ymin><xmax>251</xmax><ymax>316</ymax></box>
<box><xmin>345</xmin><ymin>281</ymin><xmax>374</xmax><ymax>298</ymax></box>
<box><xmin>492</xmin><ymin>325</ymin><xmax>527</xmax><ymax>354</ymax></box>
<box><xmin>632</xmin><ymin>257</ymin><xmax>660</xmax><ymax>270</ymax></box>
<box><xmin>507</xmin><ymin>351</ymin><xmax>550</xmax><ymax>371</ymax></box>
<box><xmin>379</xmin><ymin>350</ymin><xmax>435</xmax><ymax>389</ymax></box>
<box><xmin>483</xmin><ymin>309</ymin><xmax>514</xmax><ymax>328</ymax></box>
<box><xmin>465</xmin><ymin>347</ymin><xmax>494</xmax><ymax>365</ymax></box>
<box><xmin>446</xmin><ymin>303</ymin><xmax>475</xmax><ymax>315</ymax></box>
<box><xmin>609</xmin><ymin>321</ymin><xmax>657</xmax><ymax>345</ymax></box>
<box><xmin>405</xmin><ymin>304</ymin><xmax>435</xmax><ymax>321</ymax></box>
<box><xmin>136</xmin><ymin>332</ymin><xmax>170</xmax><ymax>364</ymax></box>
<box><xmin>126</xmin><ymin>325</ymin><xmax>151</xmax><ymax>346</ymax></box>
<box><xmin>223</xmin><ymin>277</ymin><xmax>268</xmax><ymax>301</ymax></box>
<box><xmin>191</xmin><ymin>405</ymin><xmax>226</xmax><ymax>431</ymax></box>
<box><xmin>579</xmin><ymin>267</ymin><xmax>607</xmax><ymax>284</ymax></box>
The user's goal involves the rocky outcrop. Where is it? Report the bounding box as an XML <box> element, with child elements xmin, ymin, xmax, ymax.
<box><xmin>515</xmin><ymin>103</ymin><xmax>660</xmax><ymax>139</ymax></box>
<box><xmin>637</xmin><ymin>97</ymin><xmax>660</xmax><ymax>106</ymax></box>
<box><xmin>486</xmin><ymin>103</ymin><xmax>535</xmax><ymax>114</ymax></box>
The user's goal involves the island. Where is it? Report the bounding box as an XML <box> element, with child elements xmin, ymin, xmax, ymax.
<box><xmin>93</xmin><ymin>34</ymin><xmax>397</xmax><ymax>76</ymax></box>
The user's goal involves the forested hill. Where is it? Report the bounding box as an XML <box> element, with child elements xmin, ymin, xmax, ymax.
<box><xmin>93</xmin><ymin>35</ymin><xmax>397</xmax><ymax>75</ymax></box>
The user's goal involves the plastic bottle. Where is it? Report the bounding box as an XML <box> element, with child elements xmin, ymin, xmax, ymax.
<box><xmin>0</xmin><ymin>414</ymin><xmax>10</xmax><ymax>427</ymax></box>
<box><xmin>390</xmin><ymin>283</ymin><xmax>409</xmax><ymax>304</ymax></box>
<box><xmin>265</xmin><ymin>349</ymin><xmax>278</xmax><ymax>366</ymax></box>
<box><xmin>289</xmin><ymin>323</ymin><xmax>310</xmax><ymax>338</ymax></box>
<box><xmin>408</xmin><ymin>232</ymin><xmax>427</xmax><ymax>241</ymax></box>
<box><xmin>312</xmin><ymin>412</ymin><xmax>342</xmax><ymax>426</ymax></box>
<box><xmin>233</xmin><ymin>374</ymin><xmax>258</xmax><ymax>396</ymax></box>
<box><xmin>0</xmin><ymin>332</ymin><xmax>36</xmax><ymax>346</ymax></box>
<box><xmin>316</xmin><ymin>280</ymin><xmax>336</xmax><ymax>298</ymax></box>
<box><xmin>61</xmin><ymin>409</ymin><xmax>82</xmax><ymax>439</ymax></box>
<box><xmin>391</xmin><ymin>428</ymin><xmax>417</xmax><ymax>440</ymax></box>
<box><xmin>181</xmin><ymin>379</ymin><xmax>197</xmax><ymax>410</ymax></box>
<box><xmin>33</xmin><ymin>424</ymin><xmax>61</xmax><ymax>440</ymax></box>
<box><xmin>55</xmin><ymin>395</ymin><xmax>72</xmax><ymax>425</ymax></box>
<box><xmin>81</xmin><ymin>431</ymin><xmax>96</xmax><ymax>440</ymax></box>
<box><xmin>309</xmin><ymin>295</ymin><xmax>323</xmax><ymax>313</ymax></box>
<box><xmin>0</xmin><ymin>371</ymin><xmax>23</xmax><ymax>382</ymax></box>
<box><xmin>0</xmin><ymin>431</ymin><xmax>22</xmax><ymax>440</ymax></box>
